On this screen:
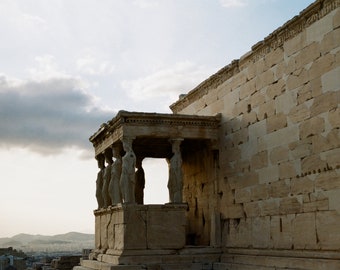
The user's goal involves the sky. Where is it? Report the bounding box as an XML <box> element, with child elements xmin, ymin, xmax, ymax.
<box><xmin>0</xmin><ymin>0</ymin><xmax>315</xmax><ymax>238</ymax></box>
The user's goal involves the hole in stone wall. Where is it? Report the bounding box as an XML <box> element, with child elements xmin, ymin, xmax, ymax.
<box><xmin>143</xmin><ymin>158</ymin><xmax>169</xmax><ymax>204</ymax></box>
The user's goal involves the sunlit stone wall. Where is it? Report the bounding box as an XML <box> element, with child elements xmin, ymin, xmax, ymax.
<box><xmin>172</xmin><ymin>0</ymin><xmax>340</xmax><ymax>253</ymax></box>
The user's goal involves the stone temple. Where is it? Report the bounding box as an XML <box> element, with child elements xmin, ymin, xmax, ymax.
<box><xmin>75</xmin><ymin>0</ymin><xmax>340</xmax><ymax>269</ymax></box>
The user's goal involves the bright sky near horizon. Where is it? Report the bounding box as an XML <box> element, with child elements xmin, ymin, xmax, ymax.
<box><xmin>0</xmin><ymin>0</ymin><xmax>314</xmax><ymax>238</ymax></box>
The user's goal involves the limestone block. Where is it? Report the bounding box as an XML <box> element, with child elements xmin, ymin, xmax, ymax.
<box><xmin>250</xmin><ymin>150</ymin><xmax>268</xmax><ymax>170</ymax></box>
<box><xmin>242</xmin><ymin>111</ymin><xmax>257</xmax><ymax>127</ymax></box>
<box><xmin>217</xmin><ymin>79</ymin><xmax>233</xmax><ymax>99</ymax></box>
<box><xmin>315</xmin><ymin>170</ymin><xmax>340</xmax><ymax>191</ymax></box>
<box><xmin>266</xmin><ymin>113</ymin><xmax>287</xmax><ymax>133</ymax></box>
<box><xmin>308</xmin><ymin>53</ymin><xmax>335</xmax><ymax>81</ymax></box>
<box><xmin>232</xmin><ymin>98</ymin><xmax>248</xmax><ymax>116</ymax></box>
<box><xmin>248</xmin><ymin>119</ymin><xmax>266</xmax><ymax>140</ymax></box>
<box><xmin>293</xmin><ymin>213</ymin><xmax>317</xmax><ymax>249</ymax></box>
<box><xmin>230</xmin><ymin>70</ymin><xmax>247</xmax><ymax>90</ymax></box>
<box><xmin>231</xmin><ymin>128</ymin><xmax>248</xmax><ymax>146</ymax></box>
<box><xmin>334</xmin><ymin>8</ymin><xmax>340</xmax><ymax>29</ymax></box>
<box><xmin>270</xmin><ymin>215</ymin><xmax>293</xmax><ymax>249</ymax></box>
<box><xmin>328</xmin><ymin>107</ymin><xmax>340</xmax><ymax>128</ymax></box>
<box><xmin>266</xmin><ymin>79</ymin><xmax>285</xmax><ymax>100</ymax></box>
<box><xmin>306</xmin><ymin>10</ymin><xmax>333</xmax><ymax>44</ymax></box>
<box><xmin>310</xmin><ymin>190</ymin><xmax>327</xmax><ymax>202</ymax></box>
<box><xmin>230</xmin><ymin>115</ymin><xmax>242</xmax><ymax>132</ymax></box>
<box><xmin>289</xmin><ymin>137</ymin><xmax>312</xmax><ymax>159</ymax></box>
<box><xmin>220</xmin><ymin>146</ymin><xmax>240</xmax><ymax>163</ymax></box>
<box><xmin>259</xmin><ymin>198</ymin><xmax>280</xmax><ymax>216</ymax></box>
<box><xmin>238</xmin><ymin>159</ymin><xmax>252</xmax><ymax>172</ymax></box>
<box><xmin>299</xmin><ymin>116</ymin><xmax>325</xmax><ymax>139</ymax></box>
<box><xmin>301</xmin><ymin>154</ymin><xmax>327</xmax><ymax>175</ymax></box>
<box><xmin>256</xmin><ymin>69</ymin><xmax>275</xmax><ymax>90</ymax></box>
<box><xmin>222</xmin><ymin>89</ymin><xmax>239</xmax><ymax>116</ymax></box>
<box><xmin>250</xmin><ymin>184</ymin><xmax>269</xmax><ymax>201</ymax></box>
<box><xmin>303</xmin><ymin>199</ymin><xmax>329</xmax><ymax>212</ymax></box>
<box><xmin>286</xmin><ymin>68</ymin><xmax>308</xmax><ymax>91</ymax></box>
<box><xmin>316</xmin><ymin>211</ymin><xmax>340</xmax><ymax>250</ymax></box>
<box><xmin>210</xmin><ymin>99</ymin><xmax>224</xmax><ymax>115</ymax></box>
<box><xmin>240</xmin><ymin>138</ymin><xmax>258</xmax><ymax>161</ymax></box>
<box><xmin>258</xmin><ymin>165</ymin><xmax>279</xmax><ymax>184</ymax></box>
<box><xmin>224</xmin><ymin>218</ymin><xmax>251</xmax><ymax>248</ymax></box>
<box><xmin>279</xmin><ymin>197</ymin><xmax>302</xmax><ymax>215</ymax></box>
<box><xmin>288</xmin><ymin>103</ymin><xmax>310</xmax><ymax>124</ymax></box>
<box><xmin>239</xmin><ymin>79</ymin><xmax>256</xmax><ymax>100</ymax></box>
<box><xmin>221</xmin><ymin>204</ymin><xmax>245</xmax><ymax>219</ymax></box>
<box><xmin>321</xmin><ymin>27</ymin><xmax>340</xmax><ymax>54</ymax></box>
<box><xmin>284</xmin><ymin>30</ymin><xmax>306</xmax><ymax>57</ymax></box>
<box><xmin>252</xmin><ymin>216</ymin><xmax>271</xmax><ymax>248</ymax></box>
<box><xmin>269</xmin><ymin>146</ymin><xmax>289</xmax><ymax>164</ymax></box>
<box><xmin>250</xmin><ymin>89</ymin><xmax>266</xmax><ymax>109</ymax></box>
<box><xmin>256</xmin><ymin>100</ymin><xmax>275</xmax><ymax>123</ymax></box>
<box><xmin>279</xmin><ymin>160</ymin><xmax>300</xmax><ymax>180</ymax></box>
<box><xmin>291</xmin><ymin>176</ymin><xmax>314</xmax><ymax>195</ymax></box>
<box><xmin>95</xmin><ymin>214</ymin><xmax>101</xmax><ymax>249</ymax></box>
<box><xmin>234</xmin><ymin>187</ymin><xmax>251</xmax><ymax>204</ymax></box>
<box><xmin>265</xmin><ymin>47</ymin><xmax>284</xmax><ymax>68</ymax></box>
<box><xmin>244</xmin><ymin>201</ymin><xmax>260</xmax><ymax>218</ymax></box>
<box><xmin>312</xmin><ymin>129</ymin><xmax>340</xmax><ymax>153</ymax></box>
<box><xmin>295</xmin><ymin>42</ymin><xmax>320</xmax><ymax>69</ymax></box>
<box><xmin>320</xmin><ymin>148</ymin><xmax>340</xmax><ymax>168</ymax></box>
<box><xmin>321</xmin><ymin>66</ymin><xmax>340</xmax><ymax>93</ymax></box>
<box><xmin>258</xmin><ymin>126</ymin><xmax>299</xmax><ymax>151</ymax></box>
<box><xmin>100</xmin><ymin>213</ymin><xmax>109</xmax><ymax>250</ymax></box>
<box><xmin>107</xmin><ymin>218</ymin><xmax>115</xmax><ymax>250</ymax></box>
<box><xmin>269</xmin><ymin>180</ymin><xmax>290</xmax><ymax>198</ymax></box>
<box><xmin>297</xmin><ymin>83</ymin><xmax>312</xmax><ymax>105</ymax></box>
<box><xmin>147</xmin><ymin>209</ymin><xmax>186</xmax><ymax>249</ymax></box>
<box><xmin>113</xmin><ymin>224</ymin><xmax>125</xmax><ymax>250</ymax></box>
<box><xmin>325</xmin><ymin>188</ymin><xmax>340</xmax><ymax>213</ymax></box>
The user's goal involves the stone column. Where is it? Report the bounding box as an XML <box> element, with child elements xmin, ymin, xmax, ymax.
<box><xmin>102</xmin><ymin>149</ymin><xmax>113</xmax><ymax>208</ymax></box>
<box><xmin>120</xmin><ymin>137</ymin><xmax>136</xmax><ymax>203</ymax></box>
<box><xmin>135</xmin><ymin>157</ymin><xmax>145</xmax><ymax>204</ymax></box>
<box><xmin>168</xmin><ymin>139</ymin><xmax>184</xmax><ymax>203</ymax></box>
<box><xmin>95</xmin><ymin>154</ymin><xmax>105</xmax><ymax>209</ymax></box>
<box><xmin>109</xmin><ymin>145</ymin><xmax>122</xmax><ymax>205</ymax></box>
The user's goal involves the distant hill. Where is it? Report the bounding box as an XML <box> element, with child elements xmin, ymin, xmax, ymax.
<box><xmin>0</xmin><ymin>232</ymin><xmax>94</xmax><ymax>253</ymax></box>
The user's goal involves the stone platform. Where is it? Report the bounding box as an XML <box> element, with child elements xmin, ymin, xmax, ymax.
<box><xmin>75</xmin><ymin>246</ymin><xmax>222</xmax><ymax>270</ymax></box>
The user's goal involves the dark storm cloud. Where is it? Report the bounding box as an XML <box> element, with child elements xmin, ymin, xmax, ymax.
<box><xmin>0</xmin><ymin>76</ymin><xmax>114</xmax><ymax>155</ymax></box>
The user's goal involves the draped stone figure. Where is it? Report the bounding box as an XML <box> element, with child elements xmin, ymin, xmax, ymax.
<box><xmin>135</xmin><ymin>158</ymin><xmax>145</xmax><ymax>204</ymax></box>
<box><xmin>168</xmin><ymin>139</ymin><xmax>183</xmax><ymax>203</ymax></box>
<box><xmin>95</xmin><ymin>154</ymin><xmax>105</xmax><ymax>209</ymax></box>
<box><xmin>102</xmin><ymin>151</ymin><xmax>113</xmax><ymax>208</ymax></box>
<box><xmin>109</xmin><ymin>145</ymin><xmax>122</xmax><ymax>205</ymax></box>
<box><xmin>120</xmin><ymin>138</ymin><xmax>136</xmax><ymax>203</ymax></box>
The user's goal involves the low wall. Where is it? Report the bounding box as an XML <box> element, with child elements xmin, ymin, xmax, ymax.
<box><xmin>94</xmin><ymin>203</ymin><xmax>187</xmax><ymax>256</ymax></box>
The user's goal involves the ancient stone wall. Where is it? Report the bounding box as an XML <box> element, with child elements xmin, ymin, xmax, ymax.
<box><xmin>171</xmin><ymin>0</ymin><xmax>339</xmax><ymax>257</ymax></box>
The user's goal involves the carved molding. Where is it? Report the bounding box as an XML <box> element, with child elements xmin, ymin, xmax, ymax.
<box><xmin>170</xmin><ymin>0</ymin><xmax>339</xmax><ymax>114</ymax></box>
<box><xmin>89</xmin><ymin>111</ymin><xmax>221</xmax><ymax>152</ymax></box>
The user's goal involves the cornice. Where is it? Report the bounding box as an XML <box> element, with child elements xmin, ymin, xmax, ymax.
<box><xmin>170</xmin><ymin>0</ymin><xmax>339</xmax><ymax>114</ymax></box>
<box><xmin>89</xmin><ymin>110</ymin><xmax>221</xmax><ymax>148</ymax></box>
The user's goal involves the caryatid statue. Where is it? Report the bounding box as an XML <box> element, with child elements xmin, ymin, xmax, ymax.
<box><xmin>168</xmin><ymin>139</ymin><xmax>183</xmax><ymax>203</ymax></box>
<box><xmin>102</xmin><ymin>150</ymin><xmax>113</xmax><ymax>208</ymax></box>
<box><xmin>95</xmin><ymin>154</ymin><xmax>105</xmax><ymax>209</ymax></box>
<box><xmin>120</xmin><ymin>137</ymin><xmax>136</xmax><ymax>203</ymax></box>
<box><xmin>109</xmin><ymin>145</ymin><xmax>122</xmax><ymax>205</ymax></box>
<box><xmin>135</xmin><ymin>157</ymin><xmax>145</xmax><ymax>204</ymax></box>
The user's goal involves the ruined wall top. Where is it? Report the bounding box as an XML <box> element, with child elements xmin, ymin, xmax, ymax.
<box><xmin>170</xmin><ymin>0</ymin><xmax>339</xmax><ymax>114</ymax></box>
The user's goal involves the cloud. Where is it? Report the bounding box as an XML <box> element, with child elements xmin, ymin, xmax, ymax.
<box><xmin>0</xmin><ymin>75</ymin><xmax>114</xmax><ymax>156</ymax></box>
<box><xmin>219</xmin><ymin>0</ymin><xmax>247</xmax><ymax>8</ymax></box>
<box><xmin>76</xmin><ymin>51</ymin><xmax>116</xmax><ymax>76</ymax></box>
<box><xmin>121</xmin><ymin>61</ymin><xmax>214</xmax><ymax>103</ymax></box>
